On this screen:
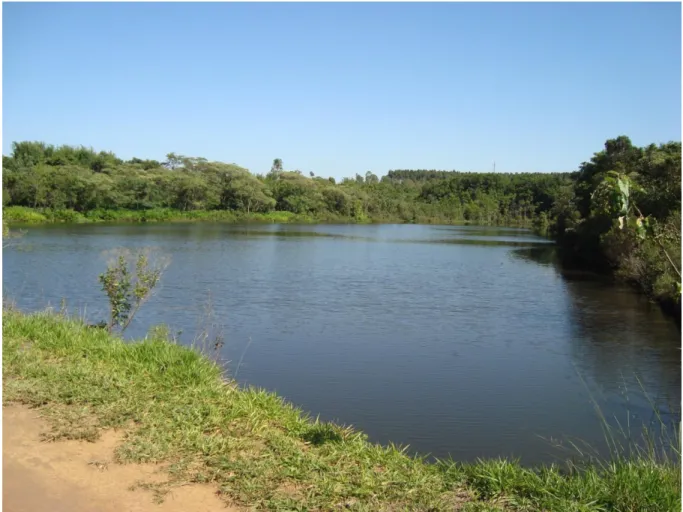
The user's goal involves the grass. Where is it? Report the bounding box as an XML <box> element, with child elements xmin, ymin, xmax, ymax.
<box><xmin>3</xmin><ymin>206</ymin><xmax>51</xmax><ymax>223</ymax></box>
<box><xmin>3</xmin><ymin>207</ymin><xmax>373</xmax><ymax>226</ymax></box>
<box><xmin>3</xmin><ymin>206</ymin><xmax>534</xmax><ymax>228</ymax></box>
<box><xmin>3</xmin><ymin>310</ymin><xmax>680</xmax><ymax>511</ymax></box>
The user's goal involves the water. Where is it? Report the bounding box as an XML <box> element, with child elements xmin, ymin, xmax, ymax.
<box><xmin>3</xmin><ymin>223</ymin><xmax>680</xmax><ymax>465</ymax></box>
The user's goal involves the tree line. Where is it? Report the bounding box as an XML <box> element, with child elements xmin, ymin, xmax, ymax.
<box><xmin>2</xmin><ymin>141</ymin><xmax>572</xmax><ymax>225</ymax></box>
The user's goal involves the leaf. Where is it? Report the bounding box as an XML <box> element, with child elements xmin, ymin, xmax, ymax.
<box><xmin>616</xmin><ymin>177</ymin><xmax>630</xmax><ymax>214</ymax></box>
<box><xmin>616</xmin><ymin>177</ymin><xmax>630</xmax><ymax>197</ymax></box>
<box><xmin>635</xmin><ymin>217</ymin><xmax>646</xmax><ymax>240</ymax></box>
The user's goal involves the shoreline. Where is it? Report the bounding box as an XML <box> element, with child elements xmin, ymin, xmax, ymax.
<box><xmin>3</xmin><ymin>310</ymin><xmax>679</xmax><ymax>511</ymax></box>
<box><xmin>3</xmin><ymin>206</ymin><xmax>535</xmax><ymax>228</ymax></box>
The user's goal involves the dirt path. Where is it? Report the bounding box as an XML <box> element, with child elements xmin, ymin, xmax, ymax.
<box><xmin>3</xmin><ymin>405</ymin><xmax>237</xmax><ymax>512</ymax></box>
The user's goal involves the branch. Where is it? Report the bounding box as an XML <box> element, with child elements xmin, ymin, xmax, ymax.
<box><xmin>655</xmin><ymin>237</ymin><xmax>681</xmax><ymax>279</ymax></box>
<box><xmin>633</xmin><ymin>205</ymin><xmax>681</xmax><ymax>279</ymax></box>
<box><xmin>120</xmin><ymin>299</ymin><xmax>146</xmax><ymax>333</ymax></box>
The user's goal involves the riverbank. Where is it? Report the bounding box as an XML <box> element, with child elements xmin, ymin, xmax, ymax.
<box><xmin>556</xmin><ymin>244</ymin><xmax>682</xmax><ymax>326</ymax></box>
<box><xmin>3</xmin><ymin>206</ymin><xmax>353</xmax><ymax>225</ymax></box>
<box><xmin>2</xmin><ymin>206</ymin><xmax>534</xmax><ymax>227</ymax></box>
<box><xmin>3</xmin><ymin>310</ymin><xmax>679</xmax><ymax>511</ymax></box>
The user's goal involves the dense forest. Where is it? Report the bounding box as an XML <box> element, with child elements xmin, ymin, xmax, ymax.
<box><xmin>2</xmin><ymin>136</ymin><xmax>681</xmax><ymax>313</ymax></box>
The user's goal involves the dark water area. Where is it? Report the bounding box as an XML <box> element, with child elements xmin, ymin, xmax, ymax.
<box><xmin>3</xmin><ymin>223</ymin><xmax>680</xmax><ymax>465</ymax></box>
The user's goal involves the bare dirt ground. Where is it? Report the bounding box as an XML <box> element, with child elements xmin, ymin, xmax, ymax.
<box><xmin>3</xmin><ymin>405</ymin><xmax>237</xmax><ymax>512</ymax></box>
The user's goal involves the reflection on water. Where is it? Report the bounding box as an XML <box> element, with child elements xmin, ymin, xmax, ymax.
<box><xmin>420</xmin><ymin>238</ymin><xmax>550</xmax><ymax>247</ymax></box>
<box><xmin>515</xmin><ymin>245</ymin><xmax>680</xmax><ymax>426</ymax></box>
<box><xmin>3</xmin><ymin>223</ymin><xmax>680</xmax><ymax>465</ymax></box>
<box><xmin>511</xmin><ymin>246</ymin><xmax>559</xmax><ymax>266</ymax></box>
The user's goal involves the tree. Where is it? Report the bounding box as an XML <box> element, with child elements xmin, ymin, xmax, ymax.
<box><xmin>170</xmin><ymin>172</ymin><xmax>217</xmax><ymax>211</ymax></box>
<box><xmin>593</xmin><ymin>171</ymin><xmax>680</xmax><ymax>282</ymax></box>
<box><xmin>10</xmin><ymin>141</ymin><xmax>49</xmax><ymax>168</ymax></box>
<box><xmin>219</xmin><ymin>169</ymin><xmax>275</xmax><ymax>213</ymax></box>
<box><xmin>128</xmin><ymin>158</ymin><xmax>161</xmax><ymax>170</ymax></box>
<box><xmin>365</xmin><ymin>171</ymin><xmax>379</xmax><ymax>184</ymax></box>
<box><xmin>322</xmin><ymin>188</ymin><xmax>351</xmax><ymax>216</ymax></box>
<box><xmin>164</xmin><ymin>152</ymin><xmax>183</xmax><ymax>170</ymax></box>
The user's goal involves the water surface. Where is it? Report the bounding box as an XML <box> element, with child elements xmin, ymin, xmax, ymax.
<box><xmin>4</xmin><ymin>223</ymin><xmax>680</xmax><ymax>464</ymax></box>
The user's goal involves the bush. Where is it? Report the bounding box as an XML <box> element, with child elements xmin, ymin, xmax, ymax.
<box><xmin>98</xmin><ymin>248</ymin><xmax>170</xmax><ymax>333</ymax></box>
<box><xmin>46</xmin><ymin>209</ymin><xmax>86</xmax><ymax>223</ymax></box>
<box><xmin>3</xmin><ymin>206</ymin><xmax>48</xmax><ymax>224</ymax></box>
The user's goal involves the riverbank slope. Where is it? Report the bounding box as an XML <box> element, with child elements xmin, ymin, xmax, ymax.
<box><xmin>3</xmin><ymin>310</ymin><xmax>679</xmax><ymax>511</ymax></box>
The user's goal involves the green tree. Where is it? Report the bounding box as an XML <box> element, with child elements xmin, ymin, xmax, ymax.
<box><xmin>365</xmin><ymin>171</ymin><xmax>379</xmax><ymax>184</ymax></box>
<box><xmin>164</xmin><ymin>153</ymin><xmax>183</xmax><ymax>170</ymax></box>
<box><xmin>268</xmin><ymin>158</ymin><xmax>283</xmax><ymax>179</ymax></box>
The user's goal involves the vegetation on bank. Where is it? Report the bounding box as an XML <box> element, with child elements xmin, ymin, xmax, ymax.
<box><xmin>3</xmin><ymin>310</ymin><xmax>680</xmax><ymax>511</ymax></box>
<box><xmin>2</xmin><ymin>136</ymin><xmax>681</xmax><ymax>310</ymax></box>
<box><xmin>2</xmin><ymin>206</ymin><xmax>385</xmax><ymax>225</ymax></box>
<box><xmin>549</xmin><ymin>136</ymin><xmax>681</xmax><ymax>315</ymax></box>
<box><xmin>2</xmin><ymin>141</ymin><xmax>571</xmax><ymax>226</ymax></box>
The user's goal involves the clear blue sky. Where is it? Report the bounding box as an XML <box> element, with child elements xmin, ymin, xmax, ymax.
<box><xmin>3</xmin><ymin>2</ymin><xmax>681</xmax><ymax>179</ymax></box>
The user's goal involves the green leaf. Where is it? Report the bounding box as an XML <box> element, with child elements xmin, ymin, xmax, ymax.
<box><xmin>615</xmin><ymin>177</ymin><xmax>630</xmax><ymax>214</ymax></box>
<box><xmin>635</xmin><ymin>217</ymin><xmax>646</xmax><ymax>240</ymax></box>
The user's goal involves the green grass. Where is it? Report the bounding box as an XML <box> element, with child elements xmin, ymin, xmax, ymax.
<box><xmin>3</xmin><ymin>207</ymin><xmax>370</xmax><ymax>226</ymax></box>
<box><xmin>3</xmin><ymin>310</ymin><xmax>680</xmax><ymax>511</ymax></box>
<box><xmin>3</xmin><ymin>206</ymin><xmax>50</xmax><ymax>223</ymax></box>
<box><xmin>3</xmin><ymin>206</ymin><xmax>530</xmax><ymax>227</ymax></box>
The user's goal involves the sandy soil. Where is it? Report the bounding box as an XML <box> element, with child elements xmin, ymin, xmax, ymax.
<box><xmin>2</xmin><ymin>405</ymin><xmax>237</xmax><ymax>512</ymax></box>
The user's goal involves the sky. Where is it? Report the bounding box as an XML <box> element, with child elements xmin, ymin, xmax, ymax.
<box><xmin>2</xmin><ymin>2</ymin><xmax>681</xmax><ymax>179</ymax></box>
